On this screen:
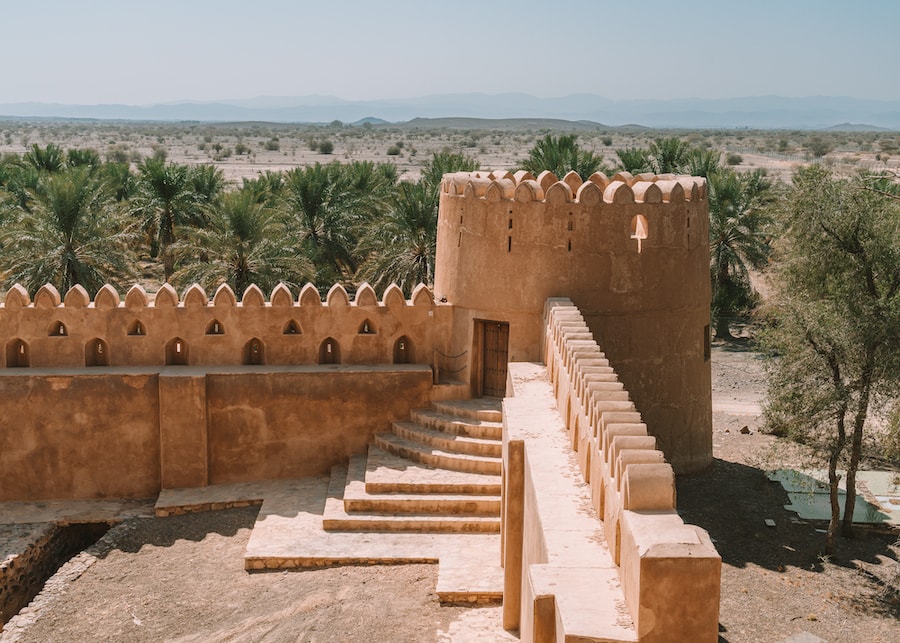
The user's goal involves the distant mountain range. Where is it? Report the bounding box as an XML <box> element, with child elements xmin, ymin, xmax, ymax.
<box><xmin>1</xmin><ymin>94</ymin><xmax>898</xmax><ymax>130</ymax></box>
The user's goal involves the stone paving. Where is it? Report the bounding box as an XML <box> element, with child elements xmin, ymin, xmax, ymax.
<box><xmin>238</xmin><ymin>476</ymin><xmax>503</xmax><ymax>603</ymax></box>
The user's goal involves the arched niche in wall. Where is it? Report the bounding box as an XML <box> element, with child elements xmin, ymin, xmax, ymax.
<box><xmin>630</xmin><ymin>214</ymin><xmax>649</xmax><ymax>254</ymax></box>
<box><xmin>393</xmin><ymin>335</ymin><xmax>413</xmax><ymax>364</ymax></box>
<box><xmin>283</xmin><ymin>320</ymin><xmax>302</xmax><ymax>335</ymax></box>
<box><xmin>318</xmin><ymin>337</ymin><xmax>340</xmax><ymax>364</ymax></box>
<box><xmin>166</xmin><ymin>337</ymin><xmax>189</xmax><ymax>366</ymax></box>
<box><xmin>6</xmin><ymin>339</ymin><xmax>29</xmax><ymax>367</ymax></box>
<box><xmin>358</xmin><ymin>319</ymin><xmax>376</xmax><ymax>335</ymax></box>
<box><xmin>127</xmin><ymin>320</ymin><xmax>146</xmax><ymax>336</ymax></box>
<box><xmin>205</xmin><ymin>319</ymin><xmax>225</xmax><ymax>335</ymax></box>
<box><xmin>48</xmin><ymin>321</ymin><xmax>67</xmax><ymax>337</ymax></box>
<box><xmin>243</xmin><ymin>338</ymin><xmax>265</xmax><ymax>365</ymax></box>
<box><xmin>85</xmin><ymin>338</ymin><xmax>110</xmax><ymax>367</ymax></box>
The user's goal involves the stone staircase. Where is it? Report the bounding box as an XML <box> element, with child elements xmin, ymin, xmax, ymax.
<box><xmin>323</xmin><ymin>399</ymin><xmax>503</xmax><ymax>533</ymax></box>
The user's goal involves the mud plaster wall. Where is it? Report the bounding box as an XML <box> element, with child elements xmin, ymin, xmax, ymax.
<box><xmin>0</xmin><ymin>366</ymin><xmax>433</xmax><ymax>501</ymax></box>
<box><xmin>435</xmin><ymin>170</ymin><xmax>712</xmax><ymax>473</ymax></box>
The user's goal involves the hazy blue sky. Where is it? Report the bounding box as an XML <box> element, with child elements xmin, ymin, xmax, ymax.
<box><xmin>3</xmin><ymin>0</ymin><xmax>897</xmax><ymax>104</ymax></box>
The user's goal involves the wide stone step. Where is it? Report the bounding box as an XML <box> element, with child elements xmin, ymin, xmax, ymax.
<box><xmin>364</xmin><ymin>446</ymin><xmax>501</xmax><ymax>495</ymax></box>
<box><xmin>323</xmin><ymin>508</ymin><xmax>501</xmax><ymax>534</ymax></box>
<box><xmin>432</xmin><ymin>398</ymin><xmax>502</xmax><ymax>423</ymax></box>
<box><xmin>410</xmin><ymin>408</ymin><xmax>502</xmax><ymax>440</ymax></box>
<box><xmin>392</xmin><ymin>421</ymin><xmax>502</xmax><ymax>458</ymax></box>
<box><xmin>324</xmin><ymin>463</ymin><xmax>499</xmax><ymax>533</ymax></box>
<box><xmin>374</xmin><ymin>433</ymin><xmax>502</xmax><ymax>475</ymax></box>
<box><xmin>343</xmin><ymin>455</ymin><xmax>499</xmax><ymax>516</ymax></box>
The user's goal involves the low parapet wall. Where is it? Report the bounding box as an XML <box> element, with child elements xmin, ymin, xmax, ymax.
<box><xmin>500</xmin><ymin>298</ymin><xmax>720</xmax><ymax>642</ymax></box>
<box><xmin>0</xmin><ymin>281</ymin><xmax>445</xmax><ymax>369</ymax></box>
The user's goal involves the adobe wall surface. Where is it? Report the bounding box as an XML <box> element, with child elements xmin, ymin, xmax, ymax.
<box><xmin>0</xmin><ymin>371</ymin><xmax>161</xmax><ymax>500</ymax></box>
<box><xmin>0</xmin><ymin>281</ymin><xmax>447</xmax><ymax>370</ymax></box>
<box><xmin>0</xmin><ymin>365</ymin><xmax>432</xmax><ymax>502</ymax></box>
<box><xmin>204</xmin><ymin>367</ymin><xmax>433</xmax><ymax>484</ymax></box>
<box><xmin>0</xmin><ymin>282</ymin><xmax>441</xmax><ymax>502</ymax></box>
<box><xmin>435</xmin><ymin>169</ymin><xmax>712</xmax><ymax>472</ymax></box>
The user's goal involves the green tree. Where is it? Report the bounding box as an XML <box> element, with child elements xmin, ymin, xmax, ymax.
<box><xmin>171</xmin><ymin>189</ymin><xmax>312</xmax><ymax>294</ymax></box>
<box><xmin>23</xmin><ymin>143</ymin><xmax>66</xmax><ymax>173</ymax></box>
<box><xmin>762</xmin><ymin>166</ymin><xmax>900</xmax><ymax>554</ymax></box>
<box><xmin>133</xmin><ymin>158</ymin><xmax>198</xmax><ymax>280</ymax></box>
<box><xmin>520</xmin><ymin>134</ymin><xmax>605</xmax><ymax>180</ymax></box>
<box><xmin>683</xmin><ymin>148</ymin><xmax>721</xmax><ymax>178</ymax></box>
<box><xmin>188</xmin><ymin>164</ymin><xmax>225</xmax><ymax>212</ymax></box>
<box><xmin>708</xmin><ymin>168</ymin><xmax>773</xmax><ymax>339</ymax></box>
<box><xmin>807</xmin><ymin>136</ymin><xmax>834</xmax><ymax>158</ymax></box>
<box><xmin>66</xmin><ymin>148</ymin><xmax>102</xmax><ymax>171</ymax></box>
<box><xmin>614</xmin><ymin>146</ymin><xmax>652</xmax><ymax>173</ymax></box>
<box><xmin>356</xmin><ymin>180</ymin><xmax>438</xmax><ymax>295</ymax></box>
<box><xmin>421</xmin><ymin>151</ymin><xmax>478</xmax><ymax>191</ymax></box>
<box><xmin>242</xmin><ymin>170</ymin><xmax>285</xmax><ymax>206</ymax></box>
<box><xmin>282</xmin><ymin>162</ymin><xmax>373</xmax><ymax>284</ymax></box>
<box><xmin>648</xmin><ymin>137</ymin><xmax>691</xmax><ymax>173</ymax></box>
<box><xmin>356</xmin><ymin>151</ymin><xmax>477</xmax><ymax>294</ymax></box>
<box><xmin>0</xmin><ymin>167</ymin><xmax>136</xmax><ymax>293</ymax></box>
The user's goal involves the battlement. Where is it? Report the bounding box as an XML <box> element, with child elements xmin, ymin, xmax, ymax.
<box><xmin>440</xmin><ymin>169</ymin><xmax>707</xmax><ymax>204</ymax></box>
<box><xmin>0</xmin><ymin>281</ymin><xmax>445</xmax><ymax>369</ymax></box>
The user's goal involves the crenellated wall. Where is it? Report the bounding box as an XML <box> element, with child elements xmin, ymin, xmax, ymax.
<box><xmin>435</xmin><ymin>169</ymin><xmax>712</xmax><ymax>472</ymax></box>
<box><xmin>500</xmin><ymin>298</ymin><xmax>720</xmax><ymax>642</ymax></box>
<box><xmin>0</xmin><ymin>282</ymin><xmax>445</xmax><ymax>501</ymax></box>
<box><xmin>0</xmin><ymin>281</ymin><xmax>448</xmax><ymax>369</ymax></box>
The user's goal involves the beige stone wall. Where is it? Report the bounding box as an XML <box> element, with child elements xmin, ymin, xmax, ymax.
<box><xmin>0</xmin><ymin>281</ymin><xmax>447</xmax><ymax>370</ymax></box>
<box><xmin>0</xmin><ymin>282</ymin><xmax>442</xmax><ymax>502</ymax></box>
<box><xmin>0</xmin><ymin>365</ymin><xmax>433</xmax><ymax>501</ymax></box>
<box><xmin>0</xmin><ymin>371</ymin><xmax>162</xmax><ymax>500</ymax></box>
<box><xmin>435</xmin><ymin>170</ymin><xmax>712</xmax><ymax>472</ymax></box>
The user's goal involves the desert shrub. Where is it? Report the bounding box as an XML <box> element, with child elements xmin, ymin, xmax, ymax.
<box><xmin>318</xmin><ymin>140</ymin><xmax>334</xmax><ymax>154</ymax></box>
<box><xmin>601</xmin><ymin>136</ymin><xmax>613</xmax><ymax>146</ymax></box>
<box><xmin>234</xmin><ymin>142</ymin><xmax>249</xmax><ymax>155</ymax></box>
<box><xmin>106</xmin><ymin>144</ymin><xmax>130</xmax><ymax>164</ymax></box>
<box><xmin>807</xmin><ymin>137</ymin><xmax>833</xmax><ymax>158</ymax></box>
<box><xmin>726</xmin><ymin>153</ymin><xmax>743</xmax><ymax>166</ymax></box>
<box><xmin>386</xmin><ymin>145</ymin><xmax>401</xmax><ymax>156</ymax></box>
<box><xmin>264</xmin><ymin>138</ymin><xmax>280</xmax><ymax>151</ymax></box>
<box><xmin>151</xmin><ymin>145</ymin><xmax>167</xmax><ymax>162</ymax></box>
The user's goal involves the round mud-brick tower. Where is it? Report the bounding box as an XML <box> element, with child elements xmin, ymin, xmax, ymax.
<box><xmin>433</xmin><ymin>169</ymin><xmax>712</xmax><ymax>473</ymax></box>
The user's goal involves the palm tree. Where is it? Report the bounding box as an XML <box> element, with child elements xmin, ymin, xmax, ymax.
<box><xmin>520</xmin><ymin>134</ymin><xmax>606</xmax><ymax>180</ymax></box>
<box><xmin>66</xmin><ymin>148</ymin><xmax>102</xmax><ymax>171</ymax></box>
<box><xmin>355</xmin><ymin>151</ymin><xmax>478</xmax><ymax>294</ymax></box>
<box><xmin>683</xmin><ymin>148</ymin><xmax>721</xmax><ymax>178</ymax></box>
<box><xmin>242</xmin><ymin>170</ymin><xmax>285</xmax><ymax>206</ymax></box>
<box><xmin>188</xmin><ymin>164</ymin><xmax>225</xmax><ymax>213</ymax></box>
<box><xmin>648</xmin><ymin>137</ymin><xmax>691</xmax><ymax>174</ymax></box>
<box><xmin>0</xmin><ymin>167</ymin><xmax>136</xmax><ymax>293</ymax></box>
<box><xmin>708</xmin><ymin>168</ymin><xmax>773</xmax><ymax>339</ymax></box>
<box><xmin>421</xmin><ymin>151</ymin><xmax>478</xmax><ymax>191</ymax></box>
<box><xmin>356</xmin><ymin>180</ymin><xmax>438</xmax><ymax>295</ymax></box>
<box><xmin>171</xmin><ymin>189</ymin><xmax>312</xmax><ymax>294</ymax></box>
<box><xmin>614</xmin><ymin>146</ymin><xmax>652</xmax><ymax>173</ymax></box>
<box><xmin>133</xmin><ymin>158</ymin><xmax>197</xmax><ymax>280</ymax></box>
<box><xmin>282</xmin><ymin>162</ymin><xmax>375</xmax><ymax>285</ymax></box>
<box><xmin>23</xmin><ymin>143</ymin><xmax>66</xmax><ymax>173</ymax></box>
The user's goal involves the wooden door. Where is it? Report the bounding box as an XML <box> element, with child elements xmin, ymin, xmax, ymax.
<box><xmin>482</xmin><ymin>321</ymin><xmax>509</xmax><ymax>397</ymax></box>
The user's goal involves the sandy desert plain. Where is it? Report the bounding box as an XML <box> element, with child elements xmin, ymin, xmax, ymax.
<box><xmin>1</xmin><ymin>118</ymin><xmax>898</xmax><ymax>185</ymax></box>
<box><xmin>0</xmin><ymin>118</ymin><xmax>899</xmax><ymax>642</ymax></box>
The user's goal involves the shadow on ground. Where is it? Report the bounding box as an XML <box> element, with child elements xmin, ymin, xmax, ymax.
<box><xmin>97</xmin><ymin>505</ymin><xmax>261</xmax><ymax>556</ymax></box>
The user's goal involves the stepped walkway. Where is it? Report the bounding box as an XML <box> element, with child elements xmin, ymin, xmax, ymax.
<box><xmin>155</xmin><ymin>399</ymin><xmax>505</xmax><ymax>604</ymax></box>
